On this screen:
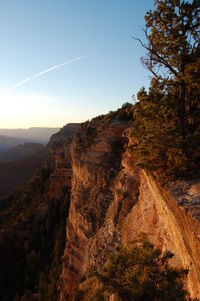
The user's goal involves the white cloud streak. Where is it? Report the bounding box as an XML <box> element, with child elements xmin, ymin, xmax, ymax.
<box><xmin>5</xmin><ymin>55</ymin><xmax>89</xmax><ymax>91</ymax></box>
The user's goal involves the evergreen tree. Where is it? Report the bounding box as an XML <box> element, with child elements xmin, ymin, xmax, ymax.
<box><xmin>130</xmin><ymin>0</ymin><xmax>200</xmax><ymax>176</ymax></box>
<box><xmin>129</xmin><ymin>78</ymin><xmax>197</xmax><ymax>175</ymax></box>
<box><xmin>134</xmin><ymin>0</ymin><xmax>200</xmax><ymax>139</ymax></box>
<box><xmin>80</xmin><ymin>242</ymin><xmax>189</xmax><ymax>301</ymax></box>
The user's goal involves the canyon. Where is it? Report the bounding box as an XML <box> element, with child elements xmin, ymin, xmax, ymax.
<box><xmin>1</xmin><ymin>117</ymin><xmax>200</xmax><ymax>301</ymax></box>
<box><xmin>44</xmin><ymin>116</ymin><xmax>200</xmax><ymax>300</ymax></box>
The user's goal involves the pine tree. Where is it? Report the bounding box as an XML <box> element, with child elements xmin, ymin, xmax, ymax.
<box><xmin>130</xmin><ymin>0</ymin><xmax>200</xmax><ymax>176</ymax></box>
<box><xmin>80</xmin><ymin>242</ymin><xmax>189</xmax><ymax>301</ymax></box>
<box><xmin>129</xmin><ymin>78</ymin><xmax>194</xmax><ymax>175</ymax></box>
<box><xmin>134</xmin><ymin>0</ymin><xmax>200</xmax><ymax>139</ymax></box>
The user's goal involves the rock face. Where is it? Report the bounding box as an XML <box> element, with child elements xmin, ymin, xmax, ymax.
<box><xmin>122</xmin><ymin>170</ymin><xmax>200</xmax><ymax>298</ymax></box>
<box><xmin>59</xmin><ymin>119</ymin><xmax>129</xmax><ymax>300</ymax></box>
<box><xmin>48</xmin><ymin>123</ymin><xmax>80</xmax><ymax>148</ymax></box>
<box><xmin>59</xmin><ymin>119</ymin><xmax>200</xmax><ymax>300</ymax></box>
<box><xmin>48</xmin><ymin>140</ymin><xmax>72</xmax><ymax>200</ymax></box>
<box><xmin>47</xmin><ymin>123</ymin><xmax>80</xmax><ymax>200</ymax></box>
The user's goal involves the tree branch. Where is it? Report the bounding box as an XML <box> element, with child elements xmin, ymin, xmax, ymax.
<box><xmin>132</xmin><ymin>34</ymin><xmax>180</xmax><ymax>80</ymax></box>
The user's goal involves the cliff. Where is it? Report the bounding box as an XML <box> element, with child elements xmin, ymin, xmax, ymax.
<box><xmin>58</xmin><ymin>118</ymin><xmax>200</xmax><ymax>300</ymax></box>
<box><xmin>59</xmin><ymin>119</ymin><xmax>129</xmax><ymax>300</ymax></box>
<box><xmin>47</xmin><ymin>123</ymin><xmax>80</xmax><ymax>200</ymax></box>
<box><xmin>1</xmin><ymin>116</ymin><xmax>199</xmax><ymax>300</ymax></box>
<box><xmin>47</xmin><ymin>140</ymin><xmax>72</xmax><ymax>200</ymax></box>
<box><xmin>0</xmin><ymin>123</ymin><xmax>79</xmax><ymax>301</ymax></box>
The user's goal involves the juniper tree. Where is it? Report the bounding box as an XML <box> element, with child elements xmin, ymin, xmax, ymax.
<box><xmin>77</xmin><ymin>242</ymin><xmax>189</xmax><ymax>301</ymax></box>
<box><xmin>134</xmin><ymin>0</ymin><xmax>200</xmax><ymax>139</ymax></box>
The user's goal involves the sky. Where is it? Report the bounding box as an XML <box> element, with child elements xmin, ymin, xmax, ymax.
<box><xmin>0</xmin><ymin>0</ymin><xmax>154</xmax><ymax>128</ymax></box>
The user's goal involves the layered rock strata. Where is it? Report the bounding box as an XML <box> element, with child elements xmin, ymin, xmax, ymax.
<box><xmin>60</xmin><ymin>120</ymin><xmax>129</xmax><ymax>300</ymax></box>
<box><xmin>59</xmin><ymin>119</ymin><xmax>200</xmax><ymax>300</ymax></box>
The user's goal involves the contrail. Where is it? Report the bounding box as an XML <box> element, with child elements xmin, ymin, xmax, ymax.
<box><xmin>5</xmin><ymin>55</ymin><xmax>89</xmax><ymax>91</ymax></box>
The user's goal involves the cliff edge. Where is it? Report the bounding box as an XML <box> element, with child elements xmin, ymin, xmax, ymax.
<box><xmin>58</xmin><ymin>117</ymin><xmax>200</xmax><ymax>300</ymax></box>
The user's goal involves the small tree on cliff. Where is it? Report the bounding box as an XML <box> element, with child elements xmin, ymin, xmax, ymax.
<box><xmin>130</xmin><ymin>78</ymin><xmax>188</xmax><ymax>174</ymax></box>
<box><xmin>134</xmin><ymin>0</ymin><xmax>200</xmax><ymax>140</ymax></box>
<box><xmin>77</xmin><ymin>242</ymin><xmax>189</xmax><ymax>301</ymax></box>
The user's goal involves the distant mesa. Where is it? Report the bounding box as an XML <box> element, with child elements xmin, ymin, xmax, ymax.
<box><xmin>0</xmin><ymin>142</ymin><xmax>45</xmax><ymax>162</ymax></box>
<box><xmin>0</xmin><ymin>123</ymin><xmax>79</xmax><ymax>198</ymax></box>
<box><xmin>0</xmin><ymin>149</ymin><xmax>47</xmax><ymax>197</ymax></box>
<box><xmin>0</xmin><ymin>127</ymin><xmax>60</xmax><ymax>147</ymax></box>
<box><xmin>0</xmin><ymin>135</ymin><xmax>27</xmax><ymax>152</ymax></box>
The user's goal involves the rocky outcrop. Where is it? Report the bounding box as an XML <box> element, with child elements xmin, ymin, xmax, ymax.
<box><xmin>60</xmin><ymin>119</ymin><xmax>129</xmax><ymax>300</ymax></box>
<box><xmin>47</xmin><ymin>123</ymin><xmax>80</xmax><ymax>200</ymax></box>
<box><xmin>122</xmin><ymin>170</ymin><xmax>200</xmax><ymax>298</ymax></box>
<box><xmin>48</xmin><ymin>123</ymin><xmax>80</xmax><ymax>148</ymax></box>
<box><xmin>59</xmin><ymin>119</ymin><xmax>200</xmax><ymax>300</ymax></box>
<box><xmin>48</xmin><ymin>140</ymin><xmax>72</xmax><ymax>200</ymax></box>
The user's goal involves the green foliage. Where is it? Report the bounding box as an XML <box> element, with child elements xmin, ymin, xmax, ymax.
<box><xmin>130</xmin><ymin>0</ymin><xmax>200</xmax><ymax>177</ymax></box>
<box><xmin>103</xmin><ymin>102</ymin><xmax>134</xmax><ymax>124</ymax></box>
<box><xmin>79</xmin><ymin>242</ymin><xmax>189</xmax><ymax>301</ymax></box>
<box><xmin>129</xmin><ymin>77</ymin><xmax>200</xmax><ymax>177</ymax></box>
<box><xmin>141</xmin><ymin>0</ymin><xmax>200</xmax><ymax>82</ymax></box>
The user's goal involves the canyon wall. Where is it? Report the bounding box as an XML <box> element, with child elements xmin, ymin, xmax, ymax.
<box><xmin>47</xmin><ymin>123</ymin><xmax>80</xmax><ymax>200</ymax></box>
<box><xmin>48</xmin><ymin>140</ymin><xmax>72</xmax><ymax>200</ymax></box>
<box><xmin>58</xmin><ymin>119</ymin><xmax>200</xmax><ymax>300</ymax></box>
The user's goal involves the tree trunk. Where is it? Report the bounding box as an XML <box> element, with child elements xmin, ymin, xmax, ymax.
<box><xmin>179</xmin><ymin>80</ymin><xmax>186</xmax><ymax>140</ymax></box>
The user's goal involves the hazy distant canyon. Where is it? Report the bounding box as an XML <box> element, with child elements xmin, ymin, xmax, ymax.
<box><xmin>0</xmin><ymin>127</ymin><xmax>59</xmax><ymax>197</ymax></box>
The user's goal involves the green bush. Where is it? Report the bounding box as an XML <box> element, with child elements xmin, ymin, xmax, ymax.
<box><xmin>79</xmin><ymin>241</ymin><xmax>189</xmax><ymax>301</ymax></box>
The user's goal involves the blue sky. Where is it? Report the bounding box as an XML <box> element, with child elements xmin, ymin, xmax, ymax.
<box><xmin>0</xmin><ymin>0</ymin><xmax>154</xmax><ymax>128</ymax></box>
